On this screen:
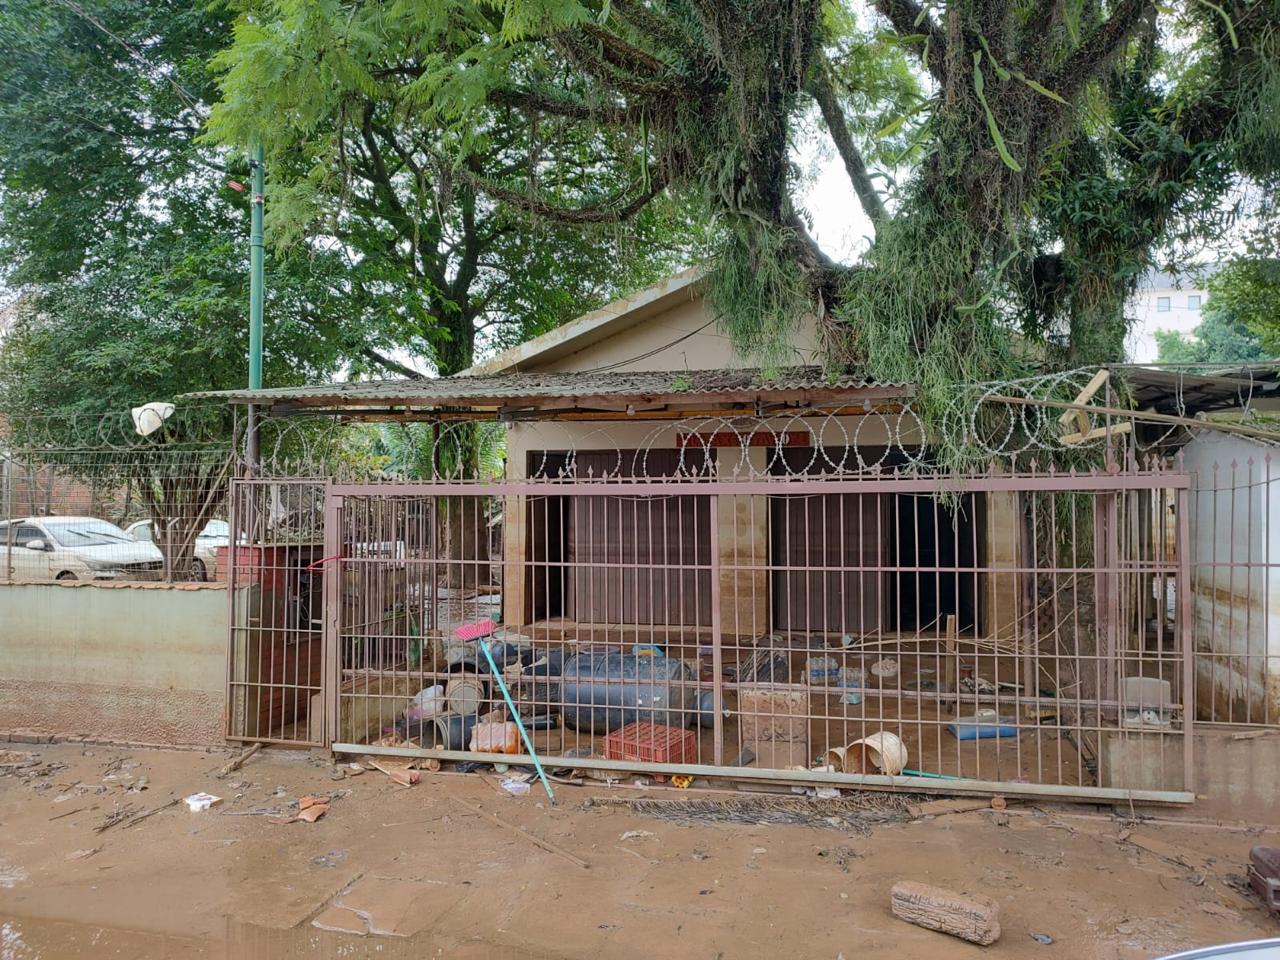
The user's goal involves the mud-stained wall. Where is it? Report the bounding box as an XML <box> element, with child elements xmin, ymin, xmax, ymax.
<box><xmin>1182</xmin><ymin>432</ymin><xmax>1280</xmax><ymax>723</ymax></box>
<box><xmin>0</xmin><ymin>582</ymin><xmax>227</xmax><ymax>745</ymax></box>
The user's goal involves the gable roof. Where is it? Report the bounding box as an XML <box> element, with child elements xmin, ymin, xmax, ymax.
<box><xmin>462</xmin><ymin>267</ymin><xmax>704</xmax><ymax>376</ymax></box>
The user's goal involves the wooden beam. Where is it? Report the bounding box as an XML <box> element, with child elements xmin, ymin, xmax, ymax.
<box><xmin>1060</xmin><ymin>421</ymin><xmax>1132</xmax><ymax>446</ymax></box>
<box><xmin>1058</xmin><ymin>368</ymin><xmax>1110</xmax><ymax>436</ymax></box>
<box><xmin>991</xmin><ymin>394</ymin><xmax>1280</xmax><ymax>444</ymax></box>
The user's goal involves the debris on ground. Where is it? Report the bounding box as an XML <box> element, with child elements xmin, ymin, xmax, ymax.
<box><xmin>122</xmin><ymin>797</ymin><xmax>181</xmax><ymax>829</ymax></box>
<box><xmin>591</xmin><ymin>793</ymin><xmax>921</xmax><ymax>833</ymax></box>
<box><xmin>1030</xmin><ymin>932</ymin><xmax>1054</xmax><ymax>944</ymax></box>
<box><xmin>94</xmin><ymin>802</ymin><xmax>141</xmax><ymax>833</ymax></box>
<box><xmin>217</xmin><ymin>744</ymin><xmax>262</xmax><ymax>779</ymax></box>
<box><xmin>890</xmin><ymin>880</ymin><xmax>1002</xmax><ymax>945</ymax></box>
<box><xmin>294</xmin><ymin>796</ymin><xmax>329</xmax><ymax>823</ymax></box>
<box><xmin>64</xmin><ymin>847</ymin><xmax>101</xmax><ymax>862</ymax></box>
<box><xmin>368</xmin><ymin>758</ymin><xmax>421</xmax><ymax>787</ymax></box>
<box><xmin>453</xmin><ymin>796</ymin><xmax>589</xmax><ymax>870</ymax></box>
<box><xmin>184</xmin><ymin>793</ymin><xmax>222</xmax><ymax>812</ymax></box>
<box><xmin>816</xmin><ymin>845</ymin><xmax>862</xmax><ymax>873</ymax></box>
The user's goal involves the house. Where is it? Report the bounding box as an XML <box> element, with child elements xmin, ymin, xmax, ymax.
<box><xmin>460</xmin><ymin>268</ymin><xmax>1021</xmax><ymax>645</ymax></box>
<box><xmin>192</xmin><ymin>272</ymin><xmax>1280</xmax><ymax>803</ymax></box>
<box><xmin>1125</xmin><ymin>266</ymin><xmax>1218</xmax><ymax>363</ymax></box>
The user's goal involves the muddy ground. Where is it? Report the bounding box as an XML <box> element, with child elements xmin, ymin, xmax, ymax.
<box><xmin>0</xmin><ymin>743</ymin><xmax>1276</xmax><ymax>959</ymax></box>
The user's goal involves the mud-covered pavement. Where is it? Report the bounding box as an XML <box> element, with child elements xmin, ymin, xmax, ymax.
<box><xmin>0</xmin><ymin>743</ymin><xmax>1276</xmax><ymax>959</ymax></box>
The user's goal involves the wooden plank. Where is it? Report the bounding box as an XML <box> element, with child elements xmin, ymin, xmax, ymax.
<box><xmin>890</xmin><ymin>881</ymin><xmax>1001</xmax><ymax>945</ymax></box>
<box><xmin>1060</xmin><ymin>421</ymin><xmax>1133</xmax><ymax>446</ymax></box>
<box><xmin>1058</xmin><ymin>368</ymin><xmax>1110</xmax><ymax>435</ymax></box>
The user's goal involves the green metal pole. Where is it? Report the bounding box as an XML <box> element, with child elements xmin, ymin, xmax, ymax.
<box><xmin>248</xmin><ymin>142</ymin><xmax>265</xmax><ymax>390</ymax></box>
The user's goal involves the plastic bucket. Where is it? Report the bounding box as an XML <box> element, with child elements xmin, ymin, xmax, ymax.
<box><xmin>446</xmin><ymin>675</ymin><xmax>489</xmax><ymax>716</ymax></box>
<box><xmin>824</xmin><ymin>731</ymin><xmax>909</xmax><ymax>775</ymax></box>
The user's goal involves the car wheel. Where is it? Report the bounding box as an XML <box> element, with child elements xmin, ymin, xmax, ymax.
<box><xmin>189</xmin><ymin>558</ymin><xmax>207</xmax><ymax>582</ymax></box>
<box><xmin>56</xmin><ymin>571</ymin><xmax>78</xmax><ymax>581</ymax></box>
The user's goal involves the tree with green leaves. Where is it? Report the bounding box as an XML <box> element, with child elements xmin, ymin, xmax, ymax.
<box><xmin>313</xmin><ymin>0</ymin><xmax>1278</xmax><ymax>443</ymax></box>
<box><xmin>0</xmin><ymin>0</ymin><xmax>368</xmax><ymax>575</ymax></box>
<box><xmin>204</xmin><ymin>0</ymin><xmax>696</xmax><ymax>378</ymax></box>
<box><xmin>1154</xmin><ymin>301</ymin><xmax>1267</xmax><ymax>364</ymax></box>
<box><xmin>1210</xmin><ymin>257</ymin><xmax>1280</xmax><ymax>354</ymax></box>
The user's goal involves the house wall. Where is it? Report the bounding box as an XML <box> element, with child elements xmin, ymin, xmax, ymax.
<box><xmin>1181</xmin><ymin>431</ymin><xmax>1280</xmax><ymax>722</ymax></box>
<box><xmin>494</xmin><ymin>285</ymin><xmax>1021</xmax><ymax>640</ymax></box>
<box><xmin>531</xmin><ymin>293</ymin><xmax>822</xmax><ymax>373</ymax></box>
<box><xmin>1125</xmin><ymin>276</ymin><xmax>1210</xmax><ymax>363</ymax></box>
<box><xmin>0</xmin><ymin>582</ymin><xmax>228</xmax><ymax>745</ymax></box>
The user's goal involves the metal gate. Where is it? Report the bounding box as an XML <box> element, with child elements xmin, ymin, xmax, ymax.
<box><xmin>304</xmin><ymin>469</ymin><xmax>1194</xmax><ymax>803</ymax></box>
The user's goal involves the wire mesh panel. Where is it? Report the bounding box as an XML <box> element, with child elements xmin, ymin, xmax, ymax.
<box><xmin>1</xmin><ymin>406</ymin><xmax>233</xmax><ymax>584</ymax></box>
<box><xmin>325</xmin><ymin>469</ymin><xmax>1195</xmax><ymax>802</ymax></box>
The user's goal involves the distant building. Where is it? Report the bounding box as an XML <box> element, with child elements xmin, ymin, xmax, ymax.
<box><xmin>1126</xmin><ymin>266</ymin><xmax>1219</xmax><ymax>363</ymax></box>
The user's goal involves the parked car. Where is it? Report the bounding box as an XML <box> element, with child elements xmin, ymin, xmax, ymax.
<box><xmin>125</xmin><ymin>518</ymin><xmax>230</xmax><ymax>581</ymax></box>
<box><xmin>0</xmin><ymin>516</ymin><xmax>164</xmax><ymax>581</ymax></box>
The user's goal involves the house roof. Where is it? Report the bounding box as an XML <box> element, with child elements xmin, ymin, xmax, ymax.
<box><xmin>1118</xmin><ymin>364</ymin><xmax>1280</xmax><ymax>416</ymax></box>
<box><xmin>461</xmin><ymin>267</ymin><xmax>705</xmax><ymax>376</ymax></box>
<box><xmin>186</xmin><ymin>366</ymin><xmax>908</xmax><ymax>418</ymax></box>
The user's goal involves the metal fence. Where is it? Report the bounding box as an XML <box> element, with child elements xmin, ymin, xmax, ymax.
<box><xmin>1</xmin><ymin>406</ymin><xmax>233</xmax><ymax>583</ymax></box>
<box><xmin>224</xmin><ymin>418</ymin><xmax>1208</xmax><ymax>802</ymax></box>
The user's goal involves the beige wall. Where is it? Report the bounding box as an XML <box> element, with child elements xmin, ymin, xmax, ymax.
<box><xmin>0</xmin><ymin>582</ymin><xmax>228</xmax><ymax>745</ymax></box>
<box><xmin>533</xmin><ymin>293</ymin><xmax>821</xmax><ymax>373</ymax></box>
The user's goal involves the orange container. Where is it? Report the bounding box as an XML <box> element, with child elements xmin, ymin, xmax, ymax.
<box><xmin>469</xmin><ymin>721</ymin><xmax>519</xmax><ymax>754</ymax></box>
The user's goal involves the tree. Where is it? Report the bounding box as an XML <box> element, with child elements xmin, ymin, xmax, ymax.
<box><xmin>0</xmin><ymin>0</ymin><xmax>372</xmax><ymax>575</ymax></box>
<box><xmin>0</xmin><ymin>187</ymin><xmax>359</xmax><ymax>577</ymax></box>
<box><xmin>360</xmin><ymin>0</ymin><xmax>1278</xmax><ymax>427</ymax></box>
<box><xmin>1211</xmin><ymin>258</ymin><xmax>1280</xmax><ymax>354</ymax></box>
<box><xmin>204</xmin><ymin>0</ymin><xmax>696</xmax><ymax>378</ymax></box>
<box><xmin>1154</xmin><ymin>303</ymin><xmax>1267</xmax><ymax>364</ymax></box>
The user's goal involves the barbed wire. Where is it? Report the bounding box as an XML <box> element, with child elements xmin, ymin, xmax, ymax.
<box><xmin>5</xmin><ymin>364</ymin><xmax>1276</xmax><ymax>484</ymax></box>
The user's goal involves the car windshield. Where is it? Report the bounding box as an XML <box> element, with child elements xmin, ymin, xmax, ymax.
<box><xmin>44</xmin><ymin>520</ymin><xmax>134</xmax><ymax>547</ymax></box>
<box><xmin>200</xmin><ymin>520</ymin><xmax>230</xmax><ymax>538</ymax></box>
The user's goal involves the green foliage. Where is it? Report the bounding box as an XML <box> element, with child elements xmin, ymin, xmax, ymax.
<box><xmin>205</xmin><ymin>0</ymin><xmax>694</xmax><ymax>376</ymax></box>
<box><xmin>1212</xmin><ymin>258</ymin><xmax>1280</xmax><ymax>354</ymax></box>
<box><xmin>0</xmin><ymin>191</ymin><xmax>354</xmax><ymax>422</ymax></box>
<box><xmin>705</xmin><ymin>219</ymin><xmax>815</xmax><ymax>371</ymax></box>
<box><xmin>1154</xmin><ymin>301</ymin><xmax>1267</xmax><ymax>364</ymax></box>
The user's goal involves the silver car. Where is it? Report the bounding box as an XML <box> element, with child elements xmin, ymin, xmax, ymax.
<box><xmin>125</xmin><ymin>518</ymin><xmax>229</xmax><ymax>581</ymax></box>
<box><xmin>0</xmin><ymin>516</ymin><xmax>165</xmax><ymax>581</ymax></box>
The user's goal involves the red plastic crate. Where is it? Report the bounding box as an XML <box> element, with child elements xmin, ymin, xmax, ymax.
<box><xmin>602</xmin><ymin>722</ymin><xmax>698</xmax><ymax>764</ymax></box>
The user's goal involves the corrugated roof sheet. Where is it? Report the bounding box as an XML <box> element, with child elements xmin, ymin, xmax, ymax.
<box><xmin>185</xmin><ymin>366</ymin><xmax>904</xmax><ymax>411</ymax></box>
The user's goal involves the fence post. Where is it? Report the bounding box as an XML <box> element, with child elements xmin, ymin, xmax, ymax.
<box><xmin>1177</xmin><ymin>485</ymin><xmax>1195</xmax><ymax>792</ymax></box>
<box><xmin>709</xmin><ymin>491</ymin><xmax>723</xmax><ymax>767</ymax></box>
<box><xmin>322</xmin><ymin>483</ymin><xmax>342</xmax><ymax>751</ymax></box>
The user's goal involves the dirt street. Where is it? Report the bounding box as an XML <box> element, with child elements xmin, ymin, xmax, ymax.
<box><xmin>0</xmin><ymin>743</ymin><xmax>1276</xmax><ymax>959</ymax></box>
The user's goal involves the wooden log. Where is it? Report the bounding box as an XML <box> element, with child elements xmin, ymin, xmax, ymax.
<box><xmin>890</xmin><ymin>881</ymin><xmax>1001</xmax><ymax>945</ymax></box>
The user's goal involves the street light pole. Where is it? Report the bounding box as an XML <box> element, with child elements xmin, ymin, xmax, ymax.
<box><xmin>247</xmin><ymin>143</ymin><xmax>265</xmax><ymax>471</ymax></box>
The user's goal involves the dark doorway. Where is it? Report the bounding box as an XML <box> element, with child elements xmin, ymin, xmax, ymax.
<box><xmin>887</xmin><ymin>493</ymin><xmax>982</xmax><ymax>635</ymax></box>
<box><xmin>527</xmin><ymin>449</ymin><xmax>713</xmax><ymax>626</ymax></box>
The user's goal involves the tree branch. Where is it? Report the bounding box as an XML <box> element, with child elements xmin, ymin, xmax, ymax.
<box><xmin>580</xmin><ymin>22</ymin><xmax>669</xmax><ymax>74</ymax></box>
<box><xmin>361</xmin><ymin>347</ymin><xmax>427</xmax><ymax>379</ymax></box>
<box><xmin>1048</xmin><ymin>0</ymin><xmax>1155</xmax><ymax>104</ymax></box>
<box><xmin>873</xmin><ymin>0</ymin><xmax>947</xmax><ymax>83</ymax></box>
<box><xmin>489</xmin><ymin>86</ymin><xmax>635</xmax><ymax>125</ymax></box>
<box><xmin>465</xmin><ymin>171</ymin><xmax>669</xmax><ymax>224</ymax></box>
<box><xmin>808</xmin><ymin>58</ymin><xmax>888</xmax><ymax>227</ymax></box>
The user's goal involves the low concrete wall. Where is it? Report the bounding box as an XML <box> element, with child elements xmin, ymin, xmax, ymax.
<box><xmin>0</xmin><ymin>582</ymin><xmax>227</xmax><ymax>745</ymax></box>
